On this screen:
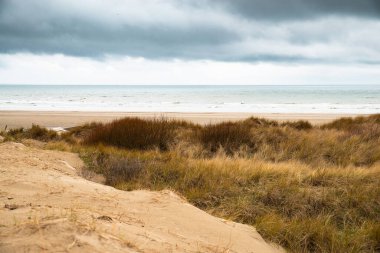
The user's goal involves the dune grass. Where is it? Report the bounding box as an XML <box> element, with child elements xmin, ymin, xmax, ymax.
<box><xmin>78</xmin><ymin>146</ymin><xmax>380</xmax><ymax>253</ymax></box>
<box><xmin>198</xmin><ymin>121</ymin><xmax>254</xmax><ymax>154</ymax></box>
<box><xmin>2</xmin><ymin>124</ymin><xmax>58</xmax><ymax>141</ymax></box>
<box><xmin>4</xmin><ymin>114</ymin><xmax>380</xmax><ymax>252</ymax></box>
<box><xmin>84</xmin><ymin>117</ymin><xmax>197</xmax><ymax>150</ymax></box>
<box><xmin>80</xmin><ymin>115</ymin><xmax>380</xmax><ymax>167</ymax></box>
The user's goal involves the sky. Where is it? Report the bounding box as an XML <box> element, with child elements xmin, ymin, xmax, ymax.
<box><xmin>0</xmin><ymin>0</ymin><xmax>380</xmax><ymax>85</ymax></box>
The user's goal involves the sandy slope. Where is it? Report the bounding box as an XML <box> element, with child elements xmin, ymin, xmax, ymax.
<box><xmin>0</xmin><ymin>142</ymin><xmax>283</xmax><ymax>253</ymax></box>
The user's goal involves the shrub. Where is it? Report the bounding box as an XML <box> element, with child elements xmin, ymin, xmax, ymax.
<box><xmin>26</xmin><ymin>124</ymin><xmax>57</xmax><ymax>141</ymax></box>
<box><xmin>62</xmin><ymin>122</ymin><xmax>102</xmax><ymax>144</ymax></box>
<box><xmin>241</xmin><ymin>117</ymin><xmax>279</xmax><ymax>128</ymax></box>
<box><xmin>282</xmin><ymin>120</ymin><xmax>313</xmax><ymax>130</ymax></box>
<box><xmin>7</xmin><ymin>127</ymin><xmax>24</xmax><ymax>136</ymax></box>
<box><xmin>84</xmin><ymin>117</ymin><xmax>195</xmax><ymax>151</ymax></box>
<box><xmin>102</xmin><ymin>156</ymin><xmax>144</xmax><ymax>186</ymax></box>
<box><xmin>198</xmin><ymin>122</ymin><xmax>253</xmax><ymax>154</ymax></box>
<box><xmin>321</xmin><ymin>114</ymin><xmax>380</xmax><ymax>132</ymax></box>
<box><xmin>5</xmin><ymin>125</ymin><xmax>57</xmax><ymax>141</ymax></box>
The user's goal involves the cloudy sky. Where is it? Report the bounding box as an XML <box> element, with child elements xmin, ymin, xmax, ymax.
<box><xmin>0</xmin><ymin>0</ymin><xmax>380</xmax><ymax>85</ymax></box>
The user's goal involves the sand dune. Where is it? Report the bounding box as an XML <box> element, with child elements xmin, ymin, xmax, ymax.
<box><xmin>0</xmin><ymin>142</ymin><xmax>283</xmax><ymax>253</ymax></box>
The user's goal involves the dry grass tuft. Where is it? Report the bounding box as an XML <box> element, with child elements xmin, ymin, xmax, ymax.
<box><xmin>198</xmin><ymin>122</ymin><xmax>253</xmax><ymax>154</ymax></box>
<box><xmin>84</xmin><ymin>117</ymin><xmax>196</xmax><ymax>151</ymax></box>
<box><xmin>5</xmin><ymin>114</ymin><xmax>380</xmax><ymax>252</ymax></box>
<box><xmin>3</xmin><ymin>124</ymin><xmax>58</xmax><ymax>141</ymax></box>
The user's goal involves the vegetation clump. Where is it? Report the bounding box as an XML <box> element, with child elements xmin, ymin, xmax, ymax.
<box><xmin>84</xmin><ymin>117</ymin><xmax>196</xmax><ymax>151</ymax></box>
<box><xmin>4</xmin><ymin>114</ymin><xmax>380</xmax><ymax>253</ymax></box>
<box><xmin>79</xmin><ymin>115</ymin><xmax>380</xmax><ymax>167</ymax></box>
<box><xmin>3</xmin><ymin>124</ymin><xmax>57</xmax><ymax>141</ymax></box>
<box><xmin>198</xmin><ymin>122</ymin><xmax>253</xmax><ymax>154</ymax></box>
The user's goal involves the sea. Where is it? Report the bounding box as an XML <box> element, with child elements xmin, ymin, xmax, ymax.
<box><xmin>0</xmin><ymin>85</ymin><xmax>379</xmax><ymax>114</ymax></box>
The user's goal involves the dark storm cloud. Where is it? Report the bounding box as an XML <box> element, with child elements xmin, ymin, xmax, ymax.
<box><xmin>0</xmin><ymin>20</ymin><xmax>238</xmax><ymax>59</ymax></box>
<box><xmin>0</xmin><ymin>0</ymin><xmax>380</xmax><ymax>63</ymax></box>
<box><xmin>0</xmin><ymin>0</ymin><xmax>241</xmax><ymax>59</ymax></box>
<box><xmin>215</xmin><ymin>0</ymin><xmax>380</xmax><ymax>20</ymax></box>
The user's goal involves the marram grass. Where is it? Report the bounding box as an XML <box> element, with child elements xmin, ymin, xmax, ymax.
<box><xmin>3</xmin><ymin>114</ymin><xmax>380</xmax><ymax>252</ymax></box>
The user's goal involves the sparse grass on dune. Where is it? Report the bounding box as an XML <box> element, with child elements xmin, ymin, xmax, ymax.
<box><xmin>3</xmin><ymin>114</ymin><xmax>380</xmax><ymax>252</ymax></box>
<box><xmin>80</xmin><ymin>147</ymin><xmax>380</xmax><ymax>253</ymax></box>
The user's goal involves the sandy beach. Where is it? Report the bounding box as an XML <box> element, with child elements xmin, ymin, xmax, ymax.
<box><xmin>0</xmin><ymin>111</ymin><xmax>365</xmax><ymax>129</ymax></box>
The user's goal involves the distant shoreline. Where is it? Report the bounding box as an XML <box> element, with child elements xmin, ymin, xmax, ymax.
<box><xmin>0</xmin><ymin>110</ymin><xmax>368</xmax><ymax>129</ymax></box>
<box><xmin>1</xmin><ymin>85</ymin><xmax>380</xmax><ymax>115</ymax></box>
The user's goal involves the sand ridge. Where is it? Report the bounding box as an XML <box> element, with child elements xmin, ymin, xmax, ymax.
<box><xmin>0</xmin><ymin>142</ymin><xmax>283</xmax><ymax>253</ymax></box>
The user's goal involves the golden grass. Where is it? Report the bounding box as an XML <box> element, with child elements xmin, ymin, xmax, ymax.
<box><xmin>78</xmin><ymin>115</ymin><xmax>380</xmax><ymax>167</ymax></box>
<box><xmin>4</xmin><ymin>114</ymin><xmax>380</xmax><ymax>252</ymax></box>
<box><xmin>80</xmin><ymin>147</ymin><xmax>380</xmax><ymax>252</ymax></box>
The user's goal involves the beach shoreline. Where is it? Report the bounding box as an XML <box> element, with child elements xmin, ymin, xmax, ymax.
<box><xmin>0</xmin><ymin>110</ymin><xmax>368</xmax><ymax>129</ymax></box>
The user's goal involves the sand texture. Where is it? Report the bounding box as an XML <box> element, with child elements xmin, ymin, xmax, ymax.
<box><xmin>0</xmin><ymin>111</ymin><xmax>365</xmax><ymax>129</ymax></box>
<box><xmin>0</xmin><ymin>142</ymin><xmax>283</xmax><ymax>253</ymax></box>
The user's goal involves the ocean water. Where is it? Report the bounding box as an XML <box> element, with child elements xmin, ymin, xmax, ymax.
<box><xmin>0</xmin><ymin>85</ymin><xmax>379</xmax><ymax>114</ymax></box>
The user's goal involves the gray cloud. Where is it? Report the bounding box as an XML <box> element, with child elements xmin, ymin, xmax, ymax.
<box><xmin>0</xmin><ymin>0</ymin><xmax>243</xmax><ymax>59</ymax></box>
<box><xmin>214</xmin><ymin>0</ymin><xmax>380</xmax><ymax>20</ymax></box>
<box><xmin>0</xmin><ymin>0</ymin><xmax>380</xmax><ymax>64</ymax></box>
